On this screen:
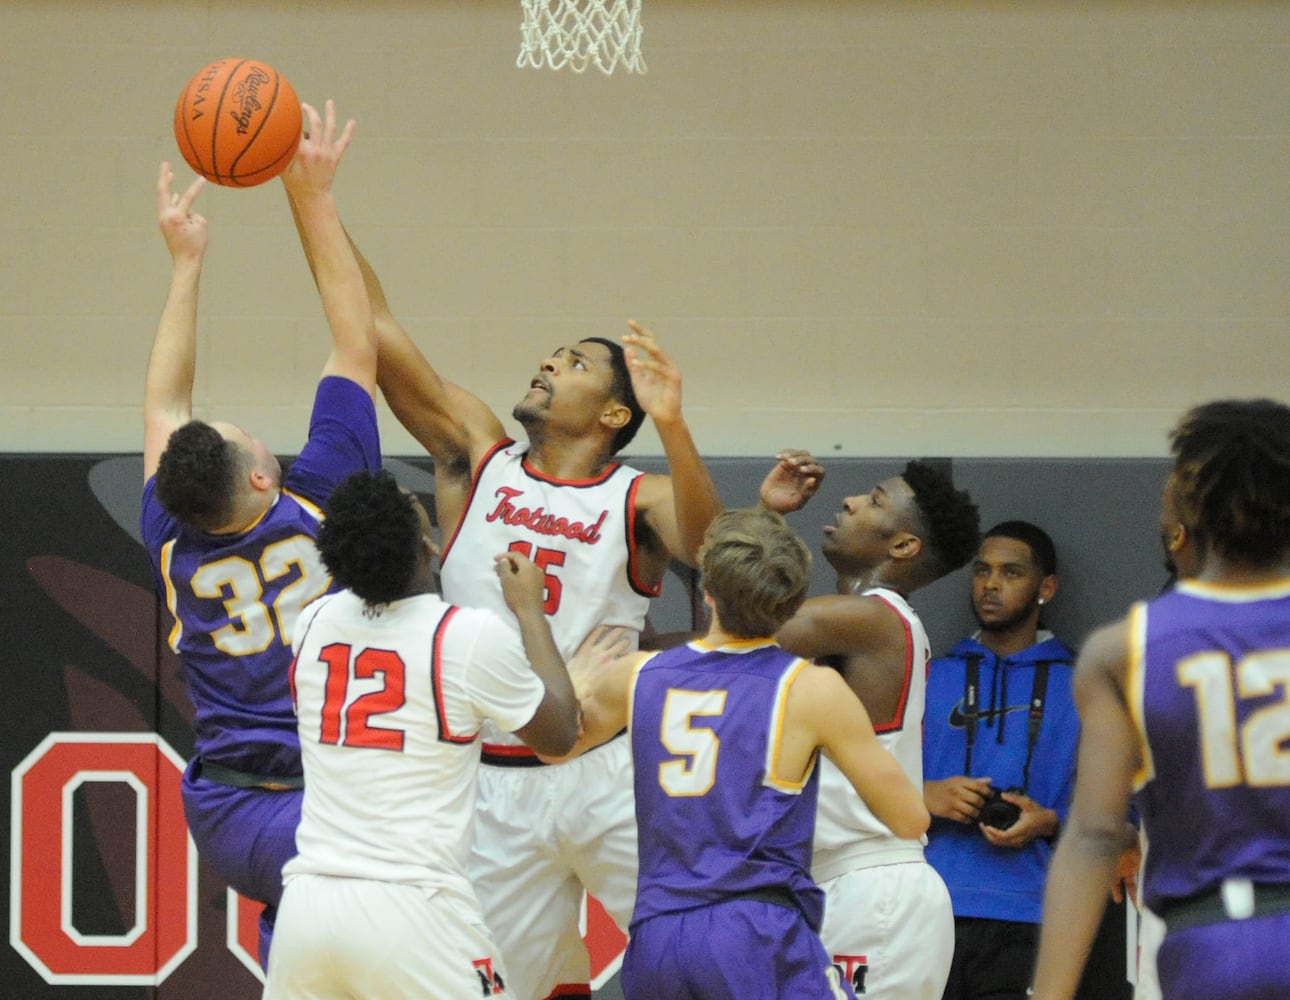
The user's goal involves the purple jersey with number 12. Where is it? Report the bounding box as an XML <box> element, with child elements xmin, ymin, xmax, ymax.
<box><xmin>1129</xmin><ymin>579</ymin><xmax>1290</xmax><ymax>914</ymax></box>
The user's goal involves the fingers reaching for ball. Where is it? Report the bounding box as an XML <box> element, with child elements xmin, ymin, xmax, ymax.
<box><xmin>282</xmin><ymin>100</ymin><xmax>357</xmax><ymax>198</ymax></box>
<box><xmin>156</xmin><ymin>161</ymin><xmax>209</xmax><ymax>261</ymax></box>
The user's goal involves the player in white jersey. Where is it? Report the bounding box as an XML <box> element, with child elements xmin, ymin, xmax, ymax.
<box><xmin>763</xmin><ymin>451</ymin><xmax>981</xmax><ymax>999</ymax></box>
<box><xmin>263</xmin><ymin>470</ymin><xmax>580</xmax><ymax>999</ymax></box>
<box><xmin>290</xmin><ymin>211</ymin><xmax>723</xmax><ymax>999</ymax></box>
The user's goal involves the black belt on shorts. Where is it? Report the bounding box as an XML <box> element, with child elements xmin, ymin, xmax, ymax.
<box><xmin>195</xmin><ymin>758</ymin><xmax>303</xmax><ymax>791</ymax></box>
<box><xmin>730</xmin><ymin>885</ymin><xmax>801</xmax><ymax>913</ymax></box>
<box><xmin>1160</xmin><ymin>881</ymin><xmax>1290</xmax><ymax>935</ymax></box>
<box><xmin>480</xmin><ymin>728</ymin><xmax>627</xmax><ymax>769</ymax></box>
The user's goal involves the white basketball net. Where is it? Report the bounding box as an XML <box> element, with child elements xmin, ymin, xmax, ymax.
<box><xmin>517</xmin><ymin>0</ymin><xmax>647</xmax><ymax>76</ymax></box>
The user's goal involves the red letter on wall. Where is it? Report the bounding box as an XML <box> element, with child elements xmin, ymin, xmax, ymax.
<box><xmin>9</xmin><ymin>733</ymin><xmax>197</xmax><ymax>985</ymax></box>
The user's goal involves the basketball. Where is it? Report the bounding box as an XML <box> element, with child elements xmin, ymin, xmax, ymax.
<box><xmin>173</xmin><ymin>58</ymin><xmax>302</xmax><ymax>188</ymax></box>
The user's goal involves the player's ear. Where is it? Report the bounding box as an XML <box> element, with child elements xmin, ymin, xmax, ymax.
<box><xmin>889</xmin><ymin>532</ymin><xmax>922</xmax><ymax>561</ymax></box>
<box><xmin>600</xmin><ymin>401</ymin><xmax>631</xmax><ymax>432</ymax></box>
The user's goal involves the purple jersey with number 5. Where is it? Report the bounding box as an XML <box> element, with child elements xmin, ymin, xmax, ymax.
<box><xmin>629</xmin><ymin>639</ymin><xmax>824</xmax><ymax>932</ymax></box>
<box><xmin>1129</xmin><ymin>579</ymin><xmax>1290</xmax><ymax>914</ymax></box>
<box><xmin>140</xmin><ymin>376</ymin><xmax>380</xmax><ymax>777</ymax></box>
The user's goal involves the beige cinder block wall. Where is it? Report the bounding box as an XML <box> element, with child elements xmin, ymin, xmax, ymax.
<box><xmin>2</xmin><ymin>0</ymin><xmax>1287</xmax><ymax>458</ymax></box>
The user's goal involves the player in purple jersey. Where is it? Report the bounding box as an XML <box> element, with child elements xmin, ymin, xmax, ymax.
<box><xmin>1031</xmin><ymin>399</ymin><xmax>1290</xmax><ymax>1000</ymax></box>
<box><xmin>140</xmin><ymin>102</ymin><xmax>380</xmax><ymax>967</ymax></box>
<box><xmin>559</xmin><ymin>508</ymin><xmax>929</xmax><ymax>1000</ymax></box>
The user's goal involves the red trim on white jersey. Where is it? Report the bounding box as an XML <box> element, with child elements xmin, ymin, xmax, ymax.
<box><xmin>865</xmin><ymin>591</ymin><xmax>914</xmax><ymax>735</ymax></box>
<box><xmin>520</xmin><ymin>456</ymin><xmax>621</xmax><ymax>488</ymax></box>
<box><xmin>440</xmin><ymin>438</ymin><xmax>513</xmax><ymax>566</ymax></box>
<box><xmin>624</xmin><ymin>474</ymin><xmax>661</xmax><ymax>599</ymax></box>
<box><xmin>433</xmin><ymin>606</ymin><xmax>476</xmax><ymax>744</ymax></box>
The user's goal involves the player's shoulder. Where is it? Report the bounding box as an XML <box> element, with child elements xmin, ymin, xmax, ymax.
<box><xmin>628</xmin><ymin>469</ymin><xmax>672</xmax><ymax>508</ymax></box>
<box><xmin>1074</xmin><ymin>616</ymin><xmax>1132</xmax><ymax>688</ymax></box>
<box><xmin>789</xmin><ymin>656</ymin><xmax>849</xmax><ymax>699</ymax></box>
<box><xmin>442</xmin><ymin>602</ymin><xmax>519</xmax><ymax>643</ymax></box>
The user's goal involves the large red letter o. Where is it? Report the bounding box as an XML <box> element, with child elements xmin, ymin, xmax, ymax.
<box><xmin>9</xmin><ymin>733</ymin><xmax>196</xmax><ymax>984</ymax></box>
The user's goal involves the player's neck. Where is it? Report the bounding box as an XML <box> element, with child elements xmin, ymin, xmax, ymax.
<box><xmin>838</xmin><ymin>569</ymin><xmax>905</xmax><ymax>599</ymax></box>
<box><xmin>1197</xmin><ymin>556</ymin><xmax>1290</xmax><ymax>587</ymax></box>
<box><xmin>703</xmin><ymin>622</ymin><xmax>768</xmax><ymax>648</ymax></box>
<box><xmin>524</xmin><ymin>432</ymin><xmax>615</xmax><ymax>481</ymax></box>
<box><xmin>210</xmin><ymin>489</ymin><xmax>276</xmax><ymax>534</ymax></box>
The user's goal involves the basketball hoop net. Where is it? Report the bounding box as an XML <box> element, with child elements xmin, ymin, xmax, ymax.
<box><xmin>517</xmin><ymin>0</ymin><xmax>647</xmax><ymax>76</ymax></box>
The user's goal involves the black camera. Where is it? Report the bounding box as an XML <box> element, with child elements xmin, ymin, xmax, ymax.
<box><xmin>978</xmin><ymin>786</ymin><xmax>1024</xmax><ymax>830</ymax></box>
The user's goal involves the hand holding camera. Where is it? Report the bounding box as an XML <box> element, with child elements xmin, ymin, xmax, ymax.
<box><xmin>975</xmin><ymin>787</ymin><xmax>1062</xmax><ymax>849</ymax></box>
<box><xmin>977</xmin><ymin>785</ymin><xmax>1025</xmax><ymax>830</ymax></box>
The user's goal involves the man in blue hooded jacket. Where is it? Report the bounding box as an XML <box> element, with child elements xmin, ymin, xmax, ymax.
<box><xmin>922</xmin><ymin>521</ymin><xmax>1079</xmax><ymax>1000</ymax></box>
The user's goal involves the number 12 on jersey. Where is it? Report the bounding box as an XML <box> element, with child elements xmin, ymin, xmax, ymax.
<box><xmin>298</xmin><ymin>643</ymin><xmax>408</xmax><ymax>751</ymax></box>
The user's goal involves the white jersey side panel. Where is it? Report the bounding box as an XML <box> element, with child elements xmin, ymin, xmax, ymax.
<box><xmin>814</xmin><ymin>587</ymin><xmax>931</xmax><ymax>862</ymax></box>
<box><xmin>440</xmin><ymin>440</ymin><xmax>652</xmax><ymax>747</ymax></box>
<box><xmin>284</xmin><ymin>590</ymin><xmax>546</xmax><ymax>889</ymax></box>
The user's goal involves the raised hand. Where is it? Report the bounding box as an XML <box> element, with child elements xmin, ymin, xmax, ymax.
<box><xmin>759</xmin><ymin>449</ymin><xmax>825</xmax><ymax>514</ymax></box>
<box><xmin>156</xmin><ymin>161</ymin><xmax>208</xmax><ymax>261</ymax></box>
<box><xmin>622</xmin><ymin>320</ymin><xmax>682</xmax><ymax>425</ymax></box>
<box><xmin>280</xmin><ymin>99</ymin><xmax>356</xmax><ymax>199</ymax></box>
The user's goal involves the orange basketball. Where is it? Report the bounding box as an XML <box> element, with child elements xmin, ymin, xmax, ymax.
<box><xmin>173</xmin><ymin>59</ymin><xmax>302</xmax><ymax>188</ymax></box>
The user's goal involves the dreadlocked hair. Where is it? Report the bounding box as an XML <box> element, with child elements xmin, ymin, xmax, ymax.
<box><xmin>1170</xmin><ymin>398</ymin><xmax>1290</xmax><ymax>566</ymax></box>
<box><xmin>902</xmin><ymin>460</ymin><xmax>981</xmax><ymax>578</ymax></box>
<box><xmin>155</xmin><ymin>421</ymin><xmax>242</xmax><ymax>531</ymax></box>
<box><xmin>315</xmin><ymin>469</ymin><xmax>420</xmax><ymax>608</ymax></box>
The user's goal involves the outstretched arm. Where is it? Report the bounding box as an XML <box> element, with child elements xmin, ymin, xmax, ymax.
<box><xmin>792</xmin><ymin>666</ymin><xmax>930</xmax><ymax>840</ymax></box>
<box><xmin>1030</xmin><ymin>620</ymin><xmax>1139</xmax><ymax>1000</ymax></box>
<box><xmin>367</xmin><ymin>259</ymin><xmax>504</xmax><ymax>474</ymax></box>
<box><xmin>286</xmin><ymin>144</ymin><xmax>504</xmax><ymax>522</ymax></box>
<box><xmin>540</xmin><ymin>627</ymin><xmax>643</xmax><ymax>763</ymax></box>
<box><xmin>143</xmin><ymin>163</ymin><xmax>207</xmax><ymax>481</ymax></box>
<box><xmin>776</xmin><ymin>593</ymin><xmax>914</xmax><ymax>726</ymax></box>
<box><xmin>280</xmin><ymin>100</ymin><xmax>375</xmax><ymax>396</ymax></box>
<box><xmin>628</xmin><ymin>322</ymin><xmax>723</xmax><ymax>566</ymax></box>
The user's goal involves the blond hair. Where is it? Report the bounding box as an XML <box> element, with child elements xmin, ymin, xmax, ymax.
<box><xmin>698</xmin><ymin>507</ymin><xmax>811</xmax><ymax>638</ymax></box>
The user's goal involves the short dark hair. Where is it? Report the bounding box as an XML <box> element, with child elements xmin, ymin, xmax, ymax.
<box><xmin>901</xmin><ymin>460</ymin><xmax>980</xmax><ymax>579</ymax></box>
<box><xmin>1170</xmin><ymin>398</ymin><xmax>1290</xmax><ymax>566</ymax></box>
<box><xmin>581</xmin><ymin>337</ymin><xmax>645</xmax><ymax>454</ymax></box>
<box><xmin>315</xmin><ymin>469</ymin><xmax>420</xmax><ymax>608</ymax></box>
<box><xmin>699</xmin><ymin>507</ymin><xmax>811</xmax><ymax>639</ymax></box>
<box><xmin>155</xmin><ymin>421</ymin><xmax>243</xmax><ymax>531</ymax></box>
<box><xmin>983</xmin><ymin>520</ymin><xmax>1058</xmax><ymax>576</ymax></box>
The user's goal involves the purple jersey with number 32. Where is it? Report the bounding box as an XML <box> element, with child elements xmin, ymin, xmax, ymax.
<box><xmin>140</xmin><ymin>377</ymin><xmax>380</xmax><ymax>778</ymax></box>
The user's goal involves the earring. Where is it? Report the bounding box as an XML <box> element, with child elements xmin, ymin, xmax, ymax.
<box><xmin>1037</xmin><ymin>598</ymin><xmax>1045</xmax><ymax>606</ymax></box>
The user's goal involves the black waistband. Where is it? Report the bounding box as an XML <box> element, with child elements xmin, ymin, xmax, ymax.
<box><xmin>480</xmin><ymin>747</ymin><xmax>549</xmax><ymax>768</ymax></box>
<box><xmin>480</xmin><ymin>729</ymin><xmax>627</xmax><ymax>769</ymax></box>
<box><xmin>195</xmin><ymin>759</ymin><xmax>304</xmax><ymax>791</ymax></box>
<box><xmin>730</xmin><ymin>885</ymin><xmax>800</xmax><ymax>913</ymax></box>
<box><xmin>1160</xmin><ymin>881</ymin><xmax>1290</xmax><ymax>935</ymax></box>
